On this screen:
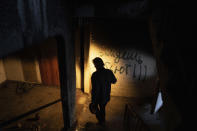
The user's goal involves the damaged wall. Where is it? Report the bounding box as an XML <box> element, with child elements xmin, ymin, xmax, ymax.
<box><xmin>3</xmin><ymin>56</ymin><xmax>25</xmax><ymax>82</ymax></box>
<box><xmin>21</xmin><ymin>55</ymin><xmax>41</xmax><ymax>83</ymax></box>
<box><xmin>0</xmin><ymin>0</ymin><xmax>76</xmax><ymax>128</ymax></box>
<box><xmin>2</xmin><ymin>52</ymin><xmax>41</xmax><ymax>83</ymax></box>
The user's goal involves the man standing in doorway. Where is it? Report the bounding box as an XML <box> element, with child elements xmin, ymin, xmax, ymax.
<box><xmin>91</xmin><ymin>57</ymin><xmax>117</xmax><ymax>125</ymax></box>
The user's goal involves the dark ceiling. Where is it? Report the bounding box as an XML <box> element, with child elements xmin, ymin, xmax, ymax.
<box><xmin>73</xmin><ymin>0</ymin><xmax>151</xmax><ymax>18</ymax></box>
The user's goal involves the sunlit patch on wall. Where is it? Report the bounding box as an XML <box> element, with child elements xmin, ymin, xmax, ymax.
<box><xmin>85</xmin><ymin>39</ymin><xmax>157</xmax><ymax>97</ymax></box>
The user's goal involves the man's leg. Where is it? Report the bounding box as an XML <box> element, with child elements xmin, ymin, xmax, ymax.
<box><xmin>96</xmin><ymin>104</ymin><xmax>102</xmax><ymax>123</ymax></box>
<box><xmin>99</xmin><ymin>103</ymin><xmax>107</xmax><ymax>123</ymax></box>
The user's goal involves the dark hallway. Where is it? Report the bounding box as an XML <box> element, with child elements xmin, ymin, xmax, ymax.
<box><xmin>0</xmin><ymin>0</ymin><xmax>195</xmax><ymax>131</ymax></box>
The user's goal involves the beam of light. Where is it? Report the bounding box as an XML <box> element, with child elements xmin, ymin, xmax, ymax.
<box><xmin>82</xmin><ymin>37</ymin><xmax>157</xmax><ymax>97</ymax></box>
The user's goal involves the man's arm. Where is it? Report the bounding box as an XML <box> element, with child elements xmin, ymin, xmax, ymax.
<box><xmin>110</xmin><ymin>70</ymin><xmax>117</xmax><ymax>84</ymax></box>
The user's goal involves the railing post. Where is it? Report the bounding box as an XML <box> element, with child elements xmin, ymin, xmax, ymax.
<box><xmin>123</xmin><ymin>104</ymin><xmax>151</xmax><ymax>131</ymax></box>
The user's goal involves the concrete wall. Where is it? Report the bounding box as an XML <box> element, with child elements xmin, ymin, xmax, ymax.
<box><xmin>84</xmin><ymin>22</ymin><xmax>157</xmax><ymax>98</ymax></box>
<box><xmin>75</xmin><ymin>28</ymin><xmax>82</xmax><ymax>89</ymax></box>
<box><xmin>75</xmin><ymin>26</ymin><xmax>90</xmax><ymax>91</ymax></box>
<box><xmin>3</xmin><ymin>56</ymin><xmax>25</xmax><ymax>81</ymax></box>
<box><xmin>88</xmin><ymin>42</ymin><xmax>156</xmax><ymax>98</ymax></box>
<box><xmin>21</xmin><ymin>57</ymin><xmax>41</xmax><ymax>83</ymax></box>
<box><xmin>35</xmin><ymin>58</ymin><xmax>42</xmax><ymax>83</ymax></box>
<box><xmin>0</xmin><ymin>59</ymin><xmax>6</xmax><ymax>84</ymax></box>
<box><xmin>1</xmin><ymin>55</ymin><xmax>41</xmax><ymax>84</ymax></box>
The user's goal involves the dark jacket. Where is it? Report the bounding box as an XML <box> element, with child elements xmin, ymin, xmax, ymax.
<box><xmin>91</xmin><ymin>68</ymin><xmax>117</xmax><ymax>104</ymax></box>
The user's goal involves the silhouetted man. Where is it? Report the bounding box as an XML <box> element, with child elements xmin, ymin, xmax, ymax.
<box><xmin>91</xmin><ymin>57</ymin><xmax>117</xmax><ymax>125</ymax></box>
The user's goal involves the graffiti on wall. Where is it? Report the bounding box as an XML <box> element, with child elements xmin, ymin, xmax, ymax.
<box><xmin>104</xmin><ymin>61</ymin><xmax>148</xmax><ymax>81</ymax></box>
<box><xmin>96</xmin><ymin>47</ymin><xmax>150</xmax><ymax>81</ymax></box>
<box><xmin>99</xmin><ymin>48</ymin><xmax>143</xmax><ymax>64</ymax></box>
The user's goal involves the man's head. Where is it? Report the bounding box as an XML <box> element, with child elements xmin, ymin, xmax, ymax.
<box><xmin>93</xmin><ymin>57</ymin><xmax>104</xmax><ymax>70</ymax></box>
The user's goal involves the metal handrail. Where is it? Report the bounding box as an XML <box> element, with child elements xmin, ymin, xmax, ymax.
<box><xmin>0</xmin><ymin>99</ymin><xmax>61</xmax><ymax>128</ymax></box>
<box><xmin>123</xmin><ymin>104</ymin><xmax>151</xmax><ymax>131</ymax></box>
